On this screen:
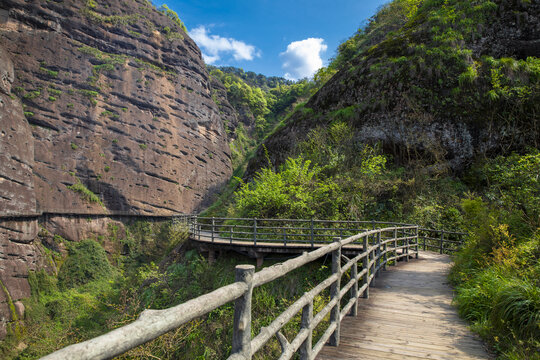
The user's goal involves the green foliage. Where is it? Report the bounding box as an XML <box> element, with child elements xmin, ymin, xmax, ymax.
<box><xmin>58</xmin><ymin>240</ymin><xmax>114</xmax><ymax>289</ymax></box>
<box><xmin>24</xmin><ymin>111</ymin><xmax>34</xmax><ymax>118</ymax></box>
<box><xmin>40</xmin><ymin>67</ymin><xmax>58</xmax><ymax>78</ymax></box>
<box><xmin>450</xmin><ymin>151</ymin><xmax>540</xmax><ymax>358</ymax></box>
<box><xmin>70</xmin><ymin>142</ymin><xmax>78</xmax><ymax>150</ymax></box>
<box><xmin>234</xmin><ymin>157</ymin><xmax>342</xmax><ymax>219</ymax></box>
<box><xmin>67</xmin><ymin>179</ymin><xmax>104</xmax><ymax>207</ymax></box>
<box><xmin>159</xmin><ymin>4</ymin><xmax>187</xmax><ymax>33</ymax></box>
<box><xmin>139</xmin><ymin>143</ymin><xmax>148</xmax><ymax>150</ymax></box>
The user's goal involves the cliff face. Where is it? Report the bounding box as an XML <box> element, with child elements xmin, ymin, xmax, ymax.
<box><xmin>0</xmin><ymin>0</ymin><xmax>234</xmax><ymax>337</ymax></box>
<box><xmin>249</xmin><ymin>0</ymin><xmax>539</xmax><ymax>175</ymax></box>
<box><xmin>0</xmin><ymin>0</ymin><xmax>232</xmax><ymax>216</ymax></box>
<box><xmin>0</xmin><ymin>46</ymin><xmax>44</xmax><ymax>339</ymax></box>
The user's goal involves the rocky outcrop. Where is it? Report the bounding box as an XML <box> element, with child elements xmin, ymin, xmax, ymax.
<box><xmin>0</xmin><ymin>0</ymin><xmax>232</xmax><ymax>216</ymax></box>
<box><xmin>0</xmin><ymin>45</ymin><xmax>43</xmax><ymax>339</ymax></box>
<box><xmin>248</xmin><ymin>0</ymin><xmax>540</xmax><ymax>175</ymax></box>
<box><xmin>0</xmin><ymin>0</ymin><xmax>234</xmax><ymax>338</ymax></box>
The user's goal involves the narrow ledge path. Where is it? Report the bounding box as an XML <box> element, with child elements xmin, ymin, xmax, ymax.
<box><xmin>317</xmin><ymin>251</ymin><xmax>492</xmax><ymax>360</ymax></box>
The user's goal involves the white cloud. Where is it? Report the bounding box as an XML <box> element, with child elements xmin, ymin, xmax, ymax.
<box><xmin>280</xmin><ymin>38</ymin><xmax>327</xmax><ymax>80</ymax></box>
<box><xmin>189</xmin><ymin>26</ymin><xmax>260</xmax><ymax>64</ymax></box>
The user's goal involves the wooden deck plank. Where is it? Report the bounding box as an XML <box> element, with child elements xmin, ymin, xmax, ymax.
<box><xmin>316</xmin><ymin>251</ymin><xmax>492</xmax><ymax>360</ymax></box>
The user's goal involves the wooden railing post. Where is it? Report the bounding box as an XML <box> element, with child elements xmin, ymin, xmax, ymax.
<box><xmin>440</xmin><ymin>230</ymin><xmax>444</xmax><ymax>254</ymax></box>
<box><xmin>299</xmin><ymin>301</ymin><xmax>313</xmax><ymax>360</ymax></box>
<box><xmin>253</xmin><ymin>218</ymin><xmax>257</xmax><ymax>246</ymax></box>
<box><xmin>230</xmin><ymin>225</ymin><xmax>233</xmax><ymax>244</ymax></box>
<box><xmin>211</xmin><ymin>217</ymin><xmax>215</xmax><ymax>243</ymax></box>
<box><xmin>231</xmin><ymin>265</ymin><xmax>255</xmax><ymax>359</ymax></box>
<box><xmin>362</xmin><ymin>235</ymin><xmax>369</xmax><ymax>298</ymax></box>
<box><xmin>350</xmin><ymin>259</ymin><xmax>358</xmax><ymax>316</ymax></box>
<box><xmin>329</xmin><ymin>237</ymin><xmax>342</xmax><ymax>346</ymax></box>
<box><xmin>423</xmin><ymin>230</ymin><xmax>427</xmax><ymax>251</ymax></box>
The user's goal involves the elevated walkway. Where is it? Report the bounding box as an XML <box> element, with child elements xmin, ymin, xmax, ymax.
<box><xmin>317</xmin><ymin>251</ymin><xmax>490</xmax><ymax>360</ymax></box>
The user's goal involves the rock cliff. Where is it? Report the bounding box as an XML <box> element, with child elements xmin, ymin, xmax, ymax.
<box><xmin>0</xmin><ymin>0</ymin><xmax>232</xmax><ymax>216</ymax></box>
<box><xmin>249</xmin><ymin>0</ymin><xmax>539</xmax><ymax>175</ymax></box>
<box><xmin>0</xmin><ymin>0</ymin><xmax>234</xmax><ymax>338</ymax></box>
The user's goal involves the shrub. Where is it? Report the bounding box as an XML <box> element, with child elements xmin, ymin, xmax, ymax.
<box><xmin>57</xmin><ymin>240</ymin><xmax>113</xmax><ymax>289</ymax></box>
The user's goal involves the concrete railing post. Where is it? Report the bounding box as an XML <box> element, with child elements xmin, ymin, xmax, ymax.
<box><xmin>310</xmin><ymin>218</ymin><xmax>314</xmax><ymax>249</ymax></box>
<box><xmin>329</xmin><ymin>237</ymin><xmax>342</xmax><ymax>346</ymax></box>
<box><xmin>376</xmin><ymin>231</ymin><xmax>381</xmax><ymax>277</ymax></box>
<box><xmin>350</xmin><ymin>259</ymin><xmax>358</xmax><ymax>316</ymax></box>
<box><xmin>231</xmin><ymin>265</ymin><xmax>255</xmax><ymax>359</ymax></box>
<box><xmin>362</xmin><ymin>235</ymin><xmax>369</xmax><ymax>298</ymax></box>
<box><xmin>299</xmin><ymin>301</ymin><xmax>313</xmax><ymax>360</ymax></box>
<box><xmin>211</xmin><ymin>217</ymin><xmax>215</xmax><ymax>243</ymax></box>
<box><xmin>415</xmin><ymin>226</ymin><xmax>419</xmax><ymax>259</ymax></box>
<box><xmin>253</xmin><ymin>218</ymin><xmax>257</xmax><ymax>246</ymax></box>
<box><xmin>405</xmin><ymin>228</ymin><xmax>410</xmax><ymax>262</ymax></box>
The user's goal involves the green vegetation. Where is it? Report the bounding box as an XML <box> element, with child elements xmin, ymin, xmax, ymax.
<box><xmin>216</xmin><ymin>1</ymin><xmax>539</xmax><ymax>356</ymax></box>
<box><xmin>0</xmin><ymin>221</ymin><xmax>332</xmax><ymax>359</ymax></box>
<box><xmin>39</xmin><ymin>67</ymin><xmax>58</xmax><ymax>78</ymax></box>
<box><xmin>77</xmin><ymin>89</ymin><xmax>99</xmax><ymax>105</ymax></box>
<box><xmin>159</xmin><ymin>4</ymin><xmax>187</xmax><ymax>33</ymax></box>
<box><xmin>449</xmin><ymin>151</ymin><xmax>540</xmax><ymax>359</ymax></box>
<box><xmin>70</xmin><ymin>142</ymin><xmax>78</xmax><ymax>150</ymax></box>
<box><xmin>209</xmin><ymin>66</ymin><xmax>316</xmax><ymax>169</ymax></box>
<box><xmin>58</xmin><ymin>240</ymin><xmax>114</xmax><ymax>289</ymax></box>
<box><xmin>67</xmin><ymin>179</ymin><xmax>104</xmax><ymax>207</ymax></box>
<box><xmin>139</xmin><ymin>143</ymin><xmax>148</xmax><ymax>150</ymax></box>
<box><xmin>24</xmin><ymin>111</ymin><xmax>34</xmax><ymax>118</ymax></box>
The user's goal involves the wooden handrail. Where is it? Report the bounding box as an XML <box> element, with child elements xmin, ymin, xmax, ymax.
<box><xmin>43</xmin><ymin>217</ymin><xmax>465</xmax><ymax>360</ymax></box>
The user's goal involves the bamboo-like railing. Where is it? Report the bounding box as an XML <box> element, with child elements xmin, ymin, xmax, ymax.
<box><xmin>42</xmin><ymin>217</ymin><xmax>465</xmax><ymax>360</ymax></box>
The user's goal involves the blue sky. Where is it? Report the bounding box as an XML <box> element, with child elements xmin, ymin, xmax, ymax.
<box><xmin>157</xmin><ymin>0</ymin><xmax>389</xmax><ymax>79</ymax></box>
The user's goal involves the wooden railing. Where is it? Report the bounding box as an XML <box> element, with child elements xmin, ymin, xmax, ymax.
<box><xmin>184</xmin><ymin>216</ymin><xmax>465</xmax><ymax>254</ymax></box>
<box><xmin>42</xmin><ymin>224</ymin><xmax>424</xmax><ymax>360</ymax></box>
<box><xmin>42</xmin><ymin>217</ymin><xmax>466</xmax><ymax>360</ymax></box>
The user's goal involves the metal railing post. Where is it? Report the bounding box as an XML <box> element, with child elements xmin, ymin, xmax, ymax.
<box><xmin>329</xmin><ymin>237</ymin><xmax>342</xmax><ymax>346</ymax></box>
<box><xmin>283</xmin><ymin>226</ymin><xmax>287</xmax><ymax>246</ymax></box>
<box><xmin>231</xmin><ymin>265</ymin><xmax>255</xmax><ymax>359</ymax></box>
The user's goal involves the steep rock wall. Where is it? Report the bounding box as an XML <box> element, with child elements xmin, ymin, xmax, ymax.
<box><xmin>0</xmin><ymin>0</ymin><xmax>232</xmax><ymax>216</ymax></box>
<box><xmin>0</xmin><ymin>46</ymin><xmax>43</xmax><ymax>339</ymax></box>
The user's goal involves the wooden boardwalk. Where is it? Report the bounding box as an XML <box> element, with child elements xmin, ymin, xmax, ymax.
<box><xmin>317</xmin><ymin>251</ymin><xmax>491</xmax><ymax>360</ymax></box>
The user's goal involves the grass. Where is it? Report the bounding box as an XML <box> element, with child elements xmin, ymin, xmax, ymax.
<box><xmin>67</xmin><ymin>180</ymin><xmax>104</xmax><ymax>207</ymax></box>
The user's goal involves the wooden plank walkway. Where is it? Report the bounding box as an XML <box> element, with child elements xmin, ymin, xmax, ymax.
<box><xmin>317</xmin><ymin>251</ymin><xmax>491</xmax><ymax>360</ymax></box>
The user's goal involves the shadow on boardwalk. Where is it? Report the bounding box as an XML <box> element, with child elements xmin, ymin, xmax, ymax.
<box><xmin>317</xmin><ymin>251</ymin><xmax>492</xmax><ymax>360</ymax></box>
